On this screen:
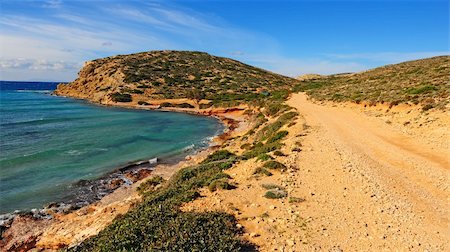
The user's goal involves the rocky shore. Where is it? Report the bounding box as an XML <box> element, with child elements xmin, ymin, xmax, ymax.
<box><xmin>0</xmin><ymin>101</ymin><xmax>250</xmax><ymax>251</ymax></box>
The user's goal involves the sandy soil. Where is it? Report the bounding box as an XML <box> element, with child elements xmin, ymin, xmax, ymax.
<box><xmin>183</xmin><ymin>93</ymin><xmax>449</xmax><ymax>251</ymax></box>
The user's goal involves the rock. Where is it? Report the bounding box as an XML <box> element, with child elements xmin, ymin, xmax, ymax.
<box><xmin>109</xmin><ymin>178</ymin><xmax>125</xmax><ymax>190</ymax></box>
<box><xmin>269</xmin><ymin>205</ymin><xmax>276</xmax><ymax>210</ymax></box>
<box><xmin>250</xmin><ymin>232</ymin><xmax>260</xmax><ymax>238</ymax></box>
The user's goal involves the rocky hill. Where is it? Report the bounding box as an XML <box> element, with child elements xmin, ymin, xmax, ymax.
<box><xmin>55</xmin><ymin>50</ymin><xmax>299</xmax><ymax>108</ymax></box>
<box><xmin>294</xmin><ymin>56</ymin><xmax>449</xmax><ymax>109</ymax></box>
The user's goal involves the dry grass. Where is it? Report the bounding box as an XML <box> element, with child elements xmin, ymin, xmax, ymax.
<box><xmin>294</xmin><ymin>56</ymin><xmax>449</xmax><ymax>109</ymax></box>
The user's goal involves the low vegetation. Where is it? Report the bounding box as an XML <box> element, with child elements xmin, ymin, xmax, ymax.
<box><xmin>264</xmin><ymin>188</ymin><xmax>288</xmax><ymax>199</ymax></box>
<box><xmin>109</xmin><ymin>92</ymin><xmax>132</xmax><ymax>102</ymax></box>
<box><xmin>69</xmin><ymin>150</ymin><xmax>253</xmax><ymax>251</ymax></box>
<box><xmin>294</xmin><ymin>56</ymin><xmax>449</xmax><ymax>109</ymax></box>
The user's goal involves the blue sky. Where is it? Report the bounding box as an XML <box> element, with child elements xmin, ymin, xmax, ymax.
<box><xmin>0</xmin><ymin>0</ymin><xmax>448</xmax><ymax>81</ymax></box>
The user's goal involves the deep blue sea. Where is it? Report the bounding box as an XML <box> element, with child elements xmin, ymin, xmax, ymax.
<box><xmin>0</xmin><ymin>81</ymin><xmax>223</xmax><ymax>214</ymax></box>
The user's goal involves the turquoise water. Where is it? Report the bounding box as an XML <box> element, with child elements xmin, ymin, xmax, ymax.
<box><xmin>0</xmin><ymin>84</ymin><xmax>222</xmax><ymax>214</ymax></box>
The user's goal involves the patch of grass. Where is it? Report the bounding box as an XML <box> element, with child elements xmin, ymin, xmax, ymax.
<box><xmin>405</xmin><ymin>85</ymin><xmax>437</xmax><ymax>95</ymax></box>
<box><xmin>110</xmin><ymin>92</ymin><xmax>132</xmax><ymax>102</ymax></box>
<box><xmin>266</xmin><ymin>130</ymin><xmax>288</xmax><ymax>144</ymax></box>
<box><xmin>264</xmin><ymin>189</ymin><xmax>287</xmax><ymax>199</ymax></box>
<box><xmin>256</xmin><ymin>153</ymin><xmax>273</xmax><ymax>161</ymax></box>
<box><xmin>263</xmin><ymin>160</ymin><xmax>287</xmax><ymax>171</ymax></box>
<box><xmin>202</xmin><ymin>150</ymin><xmax>236</xmax><ymax>164</ymax></box>
<box><xmin>253</xmin><ymin>167</ymin><xmax>273</xmax><ymax>176</ymax></box>
<box><xmin>208</xmin><ymin>179</ymin><xmax>235</xmax><ymax>192</ymax></box>
<box><xmin>257</xmin><ymin>111</ymin><xmax>298</xmax><ymax>141</ymax></box>
<box><xmin>241</xmin><ymin>142</ymin><xmax>282</xmax><ymax>160</ymax></box>
<box><xmin>137</xmin><ymin>176</ymin><xmax>165</xmax><ymax>195</ymax></box>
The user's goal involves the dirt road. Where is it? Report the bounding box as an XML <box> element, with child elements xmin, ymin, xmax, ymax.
<box><xmin>286</xmin><ymin>93</ymin><xmax>449</xmax><ymax>251</ymax></box>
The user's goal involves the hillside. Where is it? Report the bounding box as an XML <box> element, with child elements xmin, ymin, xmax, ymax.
<box><xmin>55</xmin><ymin>50</ymin><xmax>299</xmax><ymax>108</ymax></box>
<box><xmin>294</xmin><ymin>56</ymin><xmax>449</xmax><ymax>110</ymax></box>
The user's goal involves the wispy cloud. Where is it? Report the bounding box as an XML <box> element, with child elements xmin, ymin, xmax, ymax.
<box><xmin>325</xmin><ymin>51</ymin><xmax>448</xmax><ymax>63</ymax></box>
<box><xmin>42</xmin><ymin>0</ymin><xmax>62</xmax><ymax>9</ymax></box>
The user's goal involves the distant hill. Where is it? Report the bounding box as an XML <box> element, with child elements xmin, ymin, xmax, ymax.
<box><xmin>55</xmin><ymin>50</ymin><xmax>299</xmax><ymax>107</ymax></box>
<box><xmin>294</xmin><ymin>56</ymin><xmax>449</xmax><ymax>109</ymax></box>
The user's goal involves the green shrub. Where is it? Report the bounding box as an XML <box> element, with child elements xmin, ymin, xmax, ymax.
<box><xmin>202</xmin><ymin>150</ymin><xmax>236</xmax><ymax>164</ymax></box>
<box><xmin>137</xmin><ymin>176</ymin><xmax>165</xmax><ymax>194</ymax></box>
<box><xmin>257</xmin><ymin>153</ymin><xmax>273</xmax><ymax>161</ymax></box>
<box><xmin>253</xmin><ymin>167</ymin><xmax>273</xmax><ymax>176</ymax></box>
<box><xmin>110</xmin><ymin>92</ymin><xmax>132</xmax><ymax>102</ymax></box>
<box><xmin>208</xmin><ymin>179</ymin><xmax>234</xmax><ymax>192</ymax></box>
<box><xmin>69</xmin><ymin>158</ymin><xmax>253</xmax><ymax>251</ymax></box>
<box><xmin>257</xmin><ymin>111</ymin><xmax>297</xmax><ymax>141</ymax></box>
<box><xmin>264</xmin><ymin>189</ymin><xmax>287</xmax><ymax>199</ymax></box>
<box><xmin>266</xmin><ymin>130</ymin><xmax>288</xmax><ymax>144</ymax></box>
<box><xmin>129</xmin><ymin>89</ymin><xmax>144</xmax><ymax>94</ymax></box>
<box><xmin>241</xmin><ymin>142</ymin><xmax>282</xmax><ymax>160</ymax></box>
<box><xmin>406</xmin><ymin>85</ymin><xmax>437</xmax><ymax>95</ymax></box>
<box><xmin>263</xmin><ymin>160</ymin><xmax>287</xmax><ymax>171</ymax></box>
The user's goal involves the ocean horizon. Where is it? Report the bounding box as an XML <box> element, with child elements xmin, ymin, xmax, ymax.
<box><xmin>0</xmin><ymin>81</ymin><xmax>223</xmax><ymax>214</ymax></box>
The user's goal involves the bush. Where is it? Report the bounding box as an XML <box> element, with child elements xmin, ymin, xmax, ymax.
<box><xmin>241</xmin><ymin>142</ymin><xmax>282</xmax><ymax>160</ymax></box>
<box><xmin>69</xmin><ymin>159</ymin><xmax>253</xmax><ymax>251</ymax></box>
<box><xmin>266</xmin><ymin>130</ymin><xmax>288</xmax><ymax>144</ymax></box>
<box><xmin>202</xmin><ymin>150</ymin><xmax>236</xmax><ymax>164</ymax></box>
<box><xmin>110</xmin><ymin>92</ymin><xmax>132</xmax><ymax>102</ymax></box>
<box><xmin>138</xmin><ymin>101</ymin><xmax>149</xmax><ymax>105</ymax></box>
<box><xmin>176</xmin><ymin>103</ymin><xmax>195</xmax><ymax>108</ymax></box>
<box><xmin>257</xmin><ymin>153</ymin><xmax>272</xmax><ymax>161</ymax></box>
<box><xmin>208</xmin><ymin>179</ymin><xmax>234</xmax><ymax>192</ymax></box>
<box><xmin>253</xmin><ymin>167</ymin><xmax>273</xmax><ymax>176</ymax></box>
<box><xmin>137</xmin><ymin>176</ymin><xmax>165</xmax><ymax>194</ymax></box>
<box><xmin>263</xmin><ymin>160</ymin><xmax>287</xmax><ymax>171</ymax></box>
<box><xmin>264</xmin><ymin>189</ymin><xmax>287</xmax><ymax>199</ymax></box>
<box><xmin>273</xmin><ymin>150</ymin><xmax>285</xmax><ymax>156</ymax></box>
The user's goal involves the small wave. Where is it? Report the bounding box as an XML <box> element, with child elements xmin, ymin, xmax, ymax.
<box><xmin>182</xmin><ymin>144</ymin><xmax>195</xmax><ymax>152</ymax></box>
<box><xmin>65</xmin><ymin>150</ymin><xmax>85</xmax><ymax>156</ymax></box>
<box><xmin>15</xmin><ymin>90</ymin><xmax>52</xmax><ymax>94</ymax></box>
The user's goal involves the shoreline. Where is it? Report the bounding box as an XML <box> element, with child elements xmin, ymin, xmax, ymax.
<box><xmin>0</xmin><ymin>95</ymin><xmax>252</xmax><ymax>251</ymax></box>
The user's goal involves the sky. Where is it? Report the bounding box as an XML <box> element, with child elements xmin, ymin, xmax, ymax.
<box><xmin>0</xmin><ymin>0</ymin><xmax>448</xmax><ymax>81</ymax></box>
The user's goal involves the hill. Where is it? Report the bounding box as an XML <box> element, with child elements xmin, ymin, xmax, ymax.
<box><xmin>294</xmin><ymin>56</ymin><xmax>449</xmax><ymax>110</ymax></box>
<box><xmin>55</xmin><ymin>50</ymin><xmax>299</xmax><ymax>108</ymax></box>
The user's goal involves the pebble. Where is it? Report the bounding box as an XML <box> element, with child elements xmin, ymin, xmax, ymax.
<box><xmin>269</xmin><ymin>205</ymin><xmax>276</xmax><ymax>210</ymax></box>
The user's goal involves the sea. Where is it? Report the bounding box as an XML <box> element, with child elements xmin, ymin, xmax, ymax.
<box><xmin>0</xmin><ymin>81</ymin><xmax>223</xmax><ymax>214</ymax></box>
